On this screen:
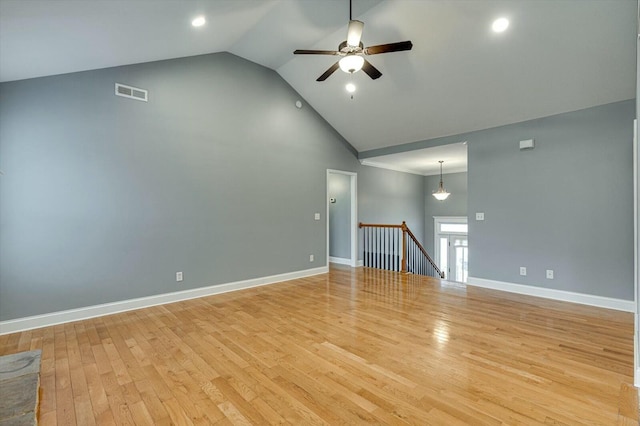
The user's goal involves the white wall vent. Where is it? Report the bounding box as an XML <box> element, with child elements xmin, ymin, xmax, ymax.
<box><xmin>115</xmin><ymin>83</ymin><xmax>148</xmax><ymax>102</ymax></box>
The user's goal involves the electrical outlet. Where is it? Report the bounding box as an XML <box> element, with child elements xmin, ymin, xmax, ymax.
<box><xmin>309</xmin><ymin>254</ymin><xmax>314</xmax><ymax>262</ymax></box>
<box><xmin>476</xmin><ymin>212</ymin><xmax>485</xmax><ymax>221</ymax></box>
<box><xmin>314</xmin><ymin>213</ymin><xmax>320</xmax><ymax>220</ymax></box>
<box><xmin>546</xmin><ymin>269</ymin><xmax>554</xmax><ymax>279</ymax></box>
<box><xmin>519</xmin><ymin>267</ymin><xmax>527</xmax><ymax>276</ymax></box>
<box><xmin>176</xmin><ymin>271</ymin><xmax>183</xmax><ymax>282</ymax></box>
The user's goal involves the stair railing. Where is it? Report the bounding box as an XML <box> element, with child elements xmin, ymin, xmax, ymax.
<box><xmin>359</xmin><ymin>221</ymin><xmax>445</xmax><ymax>279</ymax></box>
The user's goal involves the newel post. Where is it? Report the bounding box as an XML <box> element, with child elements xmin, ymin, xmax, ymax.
<box><xmin>401</xmin><ymin>221</ymin><xmax>407</xmax><ymax>273</ymax></box>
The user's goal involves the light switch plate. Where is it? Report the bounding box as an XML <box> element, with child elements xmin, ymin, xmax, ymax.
<box><xmin>476</xmin><ymin>212</ymin><xmax>485</xmax><ymax>221</ymax></box>
<box><xmin>314</xmin><ymin>213</ymin><xmax>320</xmax><ymax>220</ymax></box>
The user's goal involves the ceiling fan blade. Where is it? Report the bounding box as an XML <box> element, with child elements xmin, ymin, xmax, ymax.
<box><xmin>361</xmin><ymin>59</ymin><xmax>382</xmax><ymax>80</ymax></box>
<box><xmin>293</xmin><ymin>49</ymin><xmax>340</xmax><ymax>55</ymax></box>
<box><xmin>364</xmin><ymin>41</ymin><xmax>413</xmax><ymax>55</ymax></box>
<box><xmin>346</xmin><ymin>20</ymin><xmax>364</xmax><ymax>47</ymax></box>
<box><xmin>317</xmin><ymin>62</ymin><xmax>340</xmax><ymax>81</ymax></box>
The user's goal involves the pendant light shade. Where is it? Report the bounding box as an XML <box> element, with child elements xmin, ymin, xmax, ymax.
<box><xmin>432</xmin><ymin>160</ymin><xmax>450</xmax><ymax>201</ymax></box>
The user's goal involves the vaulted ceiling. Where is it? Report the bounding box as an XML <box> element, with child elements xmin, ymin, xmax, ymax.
<box><xmin>0</xmin><ymin>0</ymin><xmax>636</xmax><ymax>154</ymax></box>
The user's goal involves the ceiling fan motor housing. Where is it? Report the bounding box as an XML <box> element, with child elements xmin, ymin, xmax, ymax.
<box><xmin>339</xmin><ymin>40</ymin><xmax>364</xmax><ymax>54</ymax></box>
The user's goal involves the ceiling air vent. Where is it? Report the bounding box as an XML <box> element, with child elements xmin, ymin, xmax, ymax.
<box><xmin>115</xmin><ymin>83</ymin><xmax>148</xmax><ymax>102</ymax></box>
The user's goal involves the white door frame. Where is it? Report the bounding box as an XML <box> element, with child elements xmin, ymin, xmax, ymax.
<box><xmin>433</xmin><ymin>216</ymin><xmax>468</xmax><ymax>264</ymax></box>
<box><xmin>633</xmin><ymin>118</ymin><xmax>638</xmax><ymax>386</ymax></box>
<box><xmin>433</xmin><ymin>216</ymin><xmax>468</xmax><ymax>280</ymax></box>
<box><xmin>327</xmin><ymin>170</ymin><xmax>358</xmax><ymax>268</ymax></box>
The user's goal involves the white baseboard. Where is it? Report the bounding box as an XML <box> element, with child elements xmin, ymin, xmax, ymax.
<box><xmin>328</xmin><ymin>257</ymin><xmax>364</xmax><ymax>268</ymax></box>
<box><xmin>329</xmin><ymin>256</ymin><xmax>352</xmax><ymax>266</ymax></box>
<box><xmin>0</xmin><ymin>266</ymin><xmax>329</xmax><ymax>335</ymax></box>
<box><xmin>467</xmin><ymin>276</ymin><xmax>635</xmax><ymax>312</ymax></box>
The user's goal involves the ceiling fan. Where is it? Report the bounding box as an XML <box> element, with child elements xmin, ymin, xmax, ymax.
<box><xmin>293</xmin><ymin>0</ymin><xmax>413</xmax><ymax>81</ymax></box>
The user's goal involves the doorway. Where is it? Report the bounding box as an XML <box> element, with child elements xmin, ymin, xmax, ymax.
<box><xmin>434</xmin><ymin>216</ymin><xmax>468</xmax><ymax>282</ymax></box>
<box><xmin>327</xmin><ymin>170</ymin><xmax>358</xmax><ymax>267</ymax></box>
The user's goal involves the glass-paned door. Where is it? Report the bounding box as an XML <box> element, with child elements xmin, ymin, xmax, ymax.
<box><xmin>438</xmin><ymin>234</ymin><xmax>468</xmax><ymax>282</ymax></box>
<box><xmin>434</xmin><ymin>217</ymin><xmax>468</xmax><ymax>283</ymax></box>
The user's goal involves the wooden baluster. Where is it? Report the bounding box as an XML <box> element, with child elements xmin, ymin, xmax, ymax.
<box><xmin>401</xmin><ymin>222</ymin><xmax>407</xmax><ymax>273</ymax></box>
<box><xmin>364</xmin><ymin>226</ymin><xmax>367</xmax><ymax>267</ymax></box>
<box><xmin>376</xmin><ymin>227</ymin><xmax>379</xmax><ymax>269</ymax></box>
<box><xmin>384</xmin><ymin>228</ymin><xmax>387</xmax><ymax>270</ymax></box>
<box><xmin>370</xmin><ymin>227</ymin><xmax>373</xmax><ymax>268</ymax></box>
<box><xmin>392</xmin><ymin>228</ymin><xmax>395</xmax><ymax>271</ymax></box>
<box><xmin>394</xmin><ymin>228</ymin><xmax>398</xmax><ymax>271</ymax></box>
<box><xmin>386</xmin><ymin>228</ymin><xmax>389</xmax><ymax>271</ymax></box>
<box><xmin>372</xmin><ymin>227</ymin><xmax>375</xmax><ymax>269</ymax></box>
<box><xmin>366</xmin><ymin>227</ymin><xmax>369</xmax><ymax>267</ymax></box>
<box><xmin>364</xmin><ymin>226</ymin><xmax>368</xmax><ymax>267</ymax></box>
<box><xmin>369</xmin><ymin>227</ymin><xmax>372</xmax><ymax>268</ymax></box>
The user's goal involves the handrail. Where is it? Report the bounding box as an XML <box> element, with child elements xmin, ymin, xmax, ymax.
<box><xmin>359</xmin><ymin>221</ymin><xmax>445</xmax><ymax>279</ymax></box>
<box><xmin>403</xmin><ymin>225</ymin><xmax>442</xmax><ymax>277</ymax></box>
<box><xmin>358</xmin><ymin>223</ymin><xmax>403</xmax><ymax>229</ymax></box>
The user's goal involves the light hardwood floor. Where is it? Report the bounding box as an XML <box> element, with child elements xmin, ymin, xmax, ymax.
<box><xmin>0</xmin><ymin>265</ymin><xmax>637</xmax><ymax>425</ymax></box>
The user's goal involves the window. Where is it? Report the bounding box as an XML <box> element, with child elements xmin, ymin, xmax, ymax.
<box><xmin>439</xmin><ymin>223</ymin><xmax>468</xmax><ymax>233</ymax></box>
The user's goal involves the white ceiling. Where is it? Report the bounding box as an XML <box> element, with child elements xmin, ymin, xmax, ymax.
<box><xmin>361</xmin><ymin>142</ymin><xmax>468</xmax><ymax>176</ymax></box>
<box><xmin>0</xmin><ymin>0</ymin><xmax>636</xmax><ymax>159</ymax></box>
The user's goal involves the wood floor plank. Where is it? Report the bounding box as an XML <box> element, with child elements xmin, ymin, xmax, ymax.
<box><xmin>0</xmin><ymin>265</ymin><xmax>637</xmax><ymax>425</ymax></box>
<box><xmin>619</xmin><ymin>382</ymin><xmax>640</xmax><ymax>421</ymax></box>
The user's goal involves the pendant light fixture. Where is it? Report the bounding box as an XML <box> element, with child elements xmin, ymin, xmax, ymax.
<box><xmin>432</xmin><ymin>160</ymin><xmax>450</xmax><ymax>201</ymax></box>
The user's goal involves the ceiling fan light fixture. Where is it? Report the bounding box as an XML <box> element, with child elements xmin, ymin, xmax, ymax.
<box><xmin>347</xmin><ymin>20</ymin><xmax>364</xmax><ymax>46</ymax></box>
<box><xmin>345</xmin><ymin>83</ymin><xmax>356</xmax><ymax>93</ymax></box>
<box><xmin>339</xmin><ymin>55</ymin><xmax>364</xmax><ymax>74</ymax></box>
<box><xmin>292</xmin><ymin>0</ymin><xmax>412</xmax><ymax>81</ymax></box>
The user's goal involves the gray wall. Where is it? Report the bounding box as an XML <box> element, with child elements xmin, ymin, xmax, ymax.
<box><xmin>424</xmin><ymin>172</ymin><xmax>468</xmax><ymax>255</ymax></box>
<box><xmin>358</xmin><ymin>166</ymin><xmax>425</xmax><ymax>262</ymax></box>
<box><xmin>358</xmin><ymin>166</ymin><xmax>425</xmax><ymax>243</ymax></box>
<box><xmin>328</xmin><ymin>173</ymin><xmax>351</xmax><ymax>259</ymax></box>
<box><xmin>0</xmin><ymin>52</ymin><xmax>425</xmax><ymax>321</ymax></box>
<box><xmin>468</xmin><ymin>100</ymin><xmax>635</xmax><ymax>300</ymax></box>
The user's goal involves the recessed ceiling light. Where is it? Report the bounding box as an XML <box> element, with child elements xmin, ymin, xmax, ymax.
<box><xmin>492</xmin><ymin>17</ymin><xmax>509</xmax><ymax>33</ymax></box>
<box><xmin>345</xmin><ymin>83</ymin><xmax>356</xmax><ymax>93</ymax></box>
<box><xmin>192</xmin><ymin>16</ymin><xmax>206</xmax><ymax>27</ymax></box>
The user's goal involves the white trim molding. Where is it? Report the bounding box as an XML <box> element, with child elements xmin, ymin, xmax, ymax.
<box><xmin>326</xmin><ymin>169</ymin><xmax>358</xmax><ymax>268</ymax></box>
<box><xmin>633</xmin><ymin>118</ymin><xmax>639</xmax><ymax>385</ymax></box>
<box><xmin>329</xmin><ymin>256</ymin><xmax>352</xmax><ymax>266</ymax></box>
<box><xmin>0</xmin><ymin>266</ymin><xmax>328</xmax><ymax>335</ymax></box>
<box><xmin>467</xmin><ymin>276</ymin><xmax>635</xmax><ymax>312</ymax></box>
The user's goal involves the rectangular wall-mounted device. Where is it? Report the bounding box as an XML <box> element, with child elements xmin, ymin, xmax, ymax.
<box><xmin>519</xmin><ymin>139</ymin><xmax>535</xmax><ymax>150</ymax></box>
